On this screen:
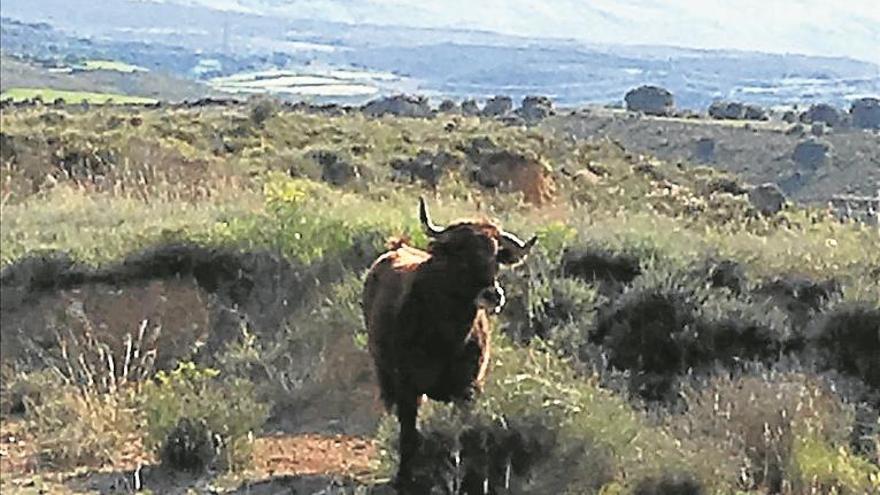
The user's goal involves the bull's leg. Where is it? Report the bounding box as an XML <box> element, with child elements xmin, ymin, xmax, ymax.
<box><xmin>395</xmin><ymin>390</ymin><xmax>421</xmax><ymax>488</ymax></box>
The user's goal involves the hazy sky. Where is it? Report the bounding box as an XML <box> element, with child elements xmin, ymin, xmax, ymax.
<box><xmin>189</xmin><ymin>0</ymin><xmax>880</xmax><ymax>64</ymax></box>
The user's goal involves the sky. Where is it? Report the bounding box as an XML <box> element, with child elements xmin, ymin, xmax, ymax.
<box><xmin>186</xmin><ymin>0</ymin><xmax>880</xmax><ymax>64</ymax></box>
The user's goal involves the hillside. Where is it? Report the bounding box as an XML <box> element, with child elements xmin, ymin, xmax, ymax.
<box><xmin>0</xmin><ymin>101</ymin><xmax>878</xmax><ymax>494</ymax></box>
<box><xmin>546</xmin><ymin>107</ymin><xmax>880</xmax><ymax>202</ymax></box>
<box><xmin>0</xmin><ymin>54</ymin><xmax>222</xmax><ymax>103</ymax></box>
<box><xmin>3</xmin><ymin>2</ymin><xmax>879</xmax><ymax>108</ymax></box>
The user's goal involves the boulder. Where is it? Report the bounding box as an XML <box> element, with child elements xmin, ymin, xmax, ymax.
<box><xmin>465</xmin><ymin>140</ymin><xmax>555</xmax><ymax>204</ymax></box>
<box><xmin>792</xmin><ymin>139</ymin><xmax>831</xmax><ymax>172</ymax></box>
<box><xmin>743</xmin><ymin>104</ymin><xmax>768</xmax><ymax>121</ymax></box>
<box><xmin>625</xmin><ymin>85</ymin><xmax>674</xmax><ymax>116</ymax></box>
<box><xmin>482</xmin><ymin>95</ymin><xmax>513</xmax><ymax>117</ymax></box>
<box><xmin>749</xmin><ymin>183</ymin><xmax>787</xmax><ymax>215</ymax></box>
<box><xmin>460</xmin><ymin>99</ymin><xmax>480</xmax><ymax>116</ymax></box>
<box><xmin>517</xmin><ymin>95</ymin><xmax>555</xmax><ymax>122</ymax></box>
<box><xmin>810</xmin><ymin>122</ymin><xmax>827</xmax><ymax>137</ymax></box>
<box><xmin>309</xmin><ymin>150</ymin><xmax>358</xmax><ymax>186</ymax></box>
<box><xmin>785</xmin><ymin>123</ymin><xmax>805</xmax><ymax>136</ymax></box>
<box><xmin>362</xmin><ymin>94</ymin><xmax>431</xmax><ymax>118</ymax></box>
<box><xmin>850</xmin><ymin>97</ymin><xmax>880</xmax><ymax>130</ymax></box>
<box><xmin>708</xmin><ymin>101</ymin><xmax>745</xmax><ymax>120</ymax></box>
<box><xmin>390</xmin><ymin>150</ymin><xmax>459</xmax><ymax>187</ymax></box>
<box><xmin>693</xmin><ymin>137</ymin><xmax>715</xmax><ymax>163</ymax></box>
<box><xmin>800</xmin><ymin>103</ymin><xmax>844</xmax><ymax>127</ymax></box>
<box><xmin>438</xmin><ymin>99</ymin><xmax>459</xmax><ymax>113</ymax></box>
<box><xmin>782</xmin><ymin>110</ymin><xmax>798</xmax><ymax>123</ymax></box>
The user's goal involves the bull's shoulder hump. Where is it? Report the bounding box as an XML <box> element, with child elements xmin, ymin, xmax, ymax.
<box><xmin>370</xmin><ymin>246</ymin><xmax>430</xmax><ymax>272</ymax></box>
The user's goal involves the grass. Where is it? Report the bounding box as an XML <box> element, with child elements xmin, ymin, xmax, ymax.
<box><xmin>0</xmin><ymin>87</ymin><xmax>157</xmax><ymax>104</ymax></box>
<box><xmin>79</xmin><ymin>60</ymin><xmax>148</xmax><ymax>73</ymax></box>
<box><xmin>1</xmin><ymin>101</ymin><xmax>878</xmax><ymax>494</ymax></box>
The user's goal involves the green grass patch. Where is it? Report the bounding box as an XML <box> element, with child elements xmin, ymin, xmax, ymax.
<box><xmin>80</xmin><ymin>59</ymin><xmax>148</xmax><ymax>73</ymax></box>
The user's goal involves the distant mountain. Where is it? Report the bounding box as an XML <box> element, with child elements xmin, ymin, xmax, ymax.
<box><xmin>2</xmin><ymin>0</ymin><xmax>878</xmax><ymax>108</ymax></box>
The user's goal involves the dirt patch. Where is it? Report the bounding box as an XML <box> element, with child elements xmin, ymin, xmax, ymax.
<box><xmin>57</xmin><ymin>434</ymin><xmax>378</xmax><ymax>495</ymax></box>
<box><xmin>463</xmin><ymin>138</ymin><xmax>556</xmax><ymax>204</ymax></box>
<box><xmin>472</xmin><ymin>150</ymin><xmax>556</xmax><ymax>204</ymax></box>
<box><xmin>252</xmin><ymin>433</ymin><xmax>376</xmax><ymax>478</ymax></box>
<box><xmin>0</xmin><ymin>241</ymin><xmax>379</xmax><ymax>373</ymax></box>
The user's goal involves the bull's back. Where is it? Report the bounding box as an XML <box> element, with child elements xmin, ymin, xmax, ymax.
<box><xmin>362</xmin><ymin>246</ymin><xmax>428</xmax><ymax>361</ymax></box>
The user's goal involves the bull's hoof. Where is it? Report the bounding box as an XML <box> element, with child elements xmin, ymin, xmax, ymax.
<box><xmin>391</xmin><ymin>472</ymin><xmax>417</xmax><ymax>494</ymax></box>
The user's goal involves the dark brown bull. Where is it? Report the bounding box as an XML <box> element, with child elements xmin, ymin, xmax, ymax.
<box><xmin>362</xmin><ymin>197</ymin><xmax>536</xmax><ymax>486</ymax></box>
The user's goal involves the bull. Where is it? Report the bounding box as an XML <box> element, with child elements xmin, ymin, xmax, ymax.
<box><xmin>362</xmin><ymin>197</ymin><xmax>537</xmax><ymax>486</ymax></box>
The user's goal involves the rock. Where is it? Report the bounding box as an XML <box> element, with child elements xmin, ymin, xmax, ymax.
<box><xmin>743</xmin><ymin>104</ymin><xmax>768</xmax><ymax>121</ymax></box>
<box><xmin>390</xmin><ymin>150</ymin><xmax>459</xmax><ymax>187</ymax></box>
<box><xmin>778</xmin><ymin>172</ymin><xmax>809</xmax><ymax>196</ymax></box>
<box><xmin>850</xmin><ymin>97</ymin><xmax>880</xmax><ymax>129</ymax></box>
<box><xmin>810</xmin><ymin>122</ymin><xmax>827</xmax><ymax>137</ymax></box>
<box><xmin>517</xmin><ymin>95</ymin><xmax>555</xmax><ymax>122</ymax></box>
<box><xmin>499</xmin><ymin>113</ymin><xmax>526</xmax><ymax>126</ymax></box>
<box><xmin>792</xmin><ymin>139</ymin><xmax>831</xmax><ymax>172</ymax></box>
<box><xmin>705</xmin><ymin>176</ymin><xmax>748</xmax><ymax>196</ymax></box>
<box><xmin>438</xmin><ymin>99</ymin><xmax>459</xmax><ymax>113</ymax></box>
<box><xmin>708</xmin><ymin>101</ymin><xmax>745</xmax><ymax>120</ymax></box>
<box><xmin>0</xmin><ymin>133</ymin><xmax>16</xmax><ymax>163</ymax></box>
<box><xmin>469</xmin><ymin>148</ymin><xmax>555</xmax><ymax>204</ymax></box>
<box><xmin>693</xmin><ymin>137</ymin><xmax>715</xmax><ymax>163</ymax></box>
<box><xmin>460</xmin><ymin>99</ymin><xmax>480</xmax><ymax>116</ymax></box>
<box><xmin>785</xmin><ymin>124</ymin><xmax>805</xmax><ymax>136</ymax></box>
<box><xmin>749</xmin><ymin>183</ymin><xmax>787</xmax><ymax>215</ymax></box>
<box><xmin>800</xmin><ymin>103</ymin><xmax>844</xmax><ymax>127</ymax></box>
<box><xmin>482</xmin><ymin>95</ymin><xmax>513</xmax><ymax>117</ymax></box>
<box><xmin>309</xmin><ymin>150</ymin><xmax>358</xmax><ymax>186</ymax></box>
<box><xmin>362</xmin><ymin>94</ymin><xmax>431</xmax><ymax>118</ymax></box>
<box><xmin>782</xmin><ymin>110</ymin><xmax>798</xmax><ymax>123</ymax></box>
<box><xmin>625</xmin><ymin>85</ymin><xmax>674</xmax><ymax>116</ymax></box>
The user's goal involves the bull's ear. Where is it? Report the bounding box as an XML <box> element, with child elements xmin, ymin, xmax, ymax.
<box><xmin>498</xmin><ymin>233</ymin><xmax>537</xmax><ymax>265</ymax></box>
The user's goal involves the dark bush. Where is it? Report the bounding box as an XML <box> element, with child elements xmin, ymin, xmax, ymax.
<box><xmin>248</xmin><ymin>97</ymin><xmax>279</xmax><ymax>127</ymax></box>
<box><xmin>752</xmin><ymin>276</ymin><xmax>840</xmax><ymax>331</ymax></box>
<box><xmin>560</xmin><ymin>247</ymin><xmax>642</xmax><ymax>294</ymax></box>
<box><xmin>593</xmin><ymin>289</ymin><xmax>694</xmax><ymax>401</ymax></box>
<box><xmin>633</xmin><ymin>472</ymin><xmax>705</xmax><ymax>495</ymax></box>
<box><xmin>808</xmin><ymin>302</ymin><xmax>880</xmax><ymax>389</ymax></box>
<box><xmin>704</xmin><ymin>259</ymin><xmax>748</xmax><ymax>294</ymax></box>
<box><xmin>591</xmin><ymin>276</ymin><xmax>790</xmax><ymax>402</ymax></box>
<box><xmin>159</xmin><ymin>417</ymin><xmax>218</xmax><ymax>473</ymax></box>
<box><xmin>400</xmin><ymin>417</ymin><xmax>559</xmax><ymax>494</ymax></box>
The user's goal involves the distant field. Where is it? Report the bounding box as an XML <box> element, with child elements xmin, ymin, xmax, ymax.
<box><xmin>80</xmin><ymin>59</ymin><xmax>148</xmax><ymax>73</ymax></box>
<box><xmin>0</xmin><ymin>87</ymin><xmax>157</xmax><ymax>104</ymax></box>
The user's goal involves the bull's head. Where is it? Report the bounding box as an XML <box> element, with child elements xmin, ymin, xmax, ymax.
<box><xmin>419</xmin><ymin>197</ymin><xmax>537</xmax><ymax>313</ymax></box>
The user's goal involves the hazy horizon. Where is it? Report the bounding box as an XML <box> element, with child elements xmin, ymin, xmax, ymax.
<box><xmin>162</xmin><ymin>0</ymin><xmax>880</xmax><ymax>64</ymax></box>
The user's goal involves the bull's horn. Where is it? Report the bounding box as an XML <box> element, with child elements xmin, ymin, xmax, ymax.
<box><xmin>500</xmin><ymin>231</ymin><xmax>538</xmax><ymax>261</ymax></box>
<box><xmin>419</xmin><ymin>197</ymin><xmax>444</xmax><ymax>237</ymax></box>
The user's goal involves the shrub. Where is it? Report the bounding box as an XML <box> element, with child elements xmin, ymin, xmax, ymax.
<box><xmin>159</xmin><ymin>417</ymin><xmax>218</xmax><ymax>473</ymax></box>
<box><xmin>0</xmin><ymin>367</ymin><xmax>58</xmax><ymax>416</ymax></box>
<box><xmin>591</xmin><ymin>270</ymin><xmax>791</xmax><ymax>402</ymax></box>
<box><xmin>248</xmin><ymin>96</ymin><xmax>279</xmax><ymax>127</ymax></box>
<box><xmin>27</xmin><ymin>381</ymin><xmax>141</xmax><ymax>469</ymax></box>
<box><xmin>375</xmin><ymin>337</ymin><xmax>738</xmax><ymax>494</ymax></box>
<box><xmin>807</xmin><ymin>302</ymin><xmax>880</xmax><ymax>389</ymax></box>
<box><xmin>139</xmin><ymin>362</ymin><xmax>270</xmax><ymax>471</ymax></box>
<box><xmin>632</xmin><ymin>472</ymin><xmax>705</xmax><ymax>495</ymax></box>
<box><xmin>794</xmin><ymin>433</ymin><xmax>880</xmax><ymax>493</ymax></box>
<box><xmin>672</xmin><ymin>372</ymin><xmax>861</xmax><ymax>493</ymax></box>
